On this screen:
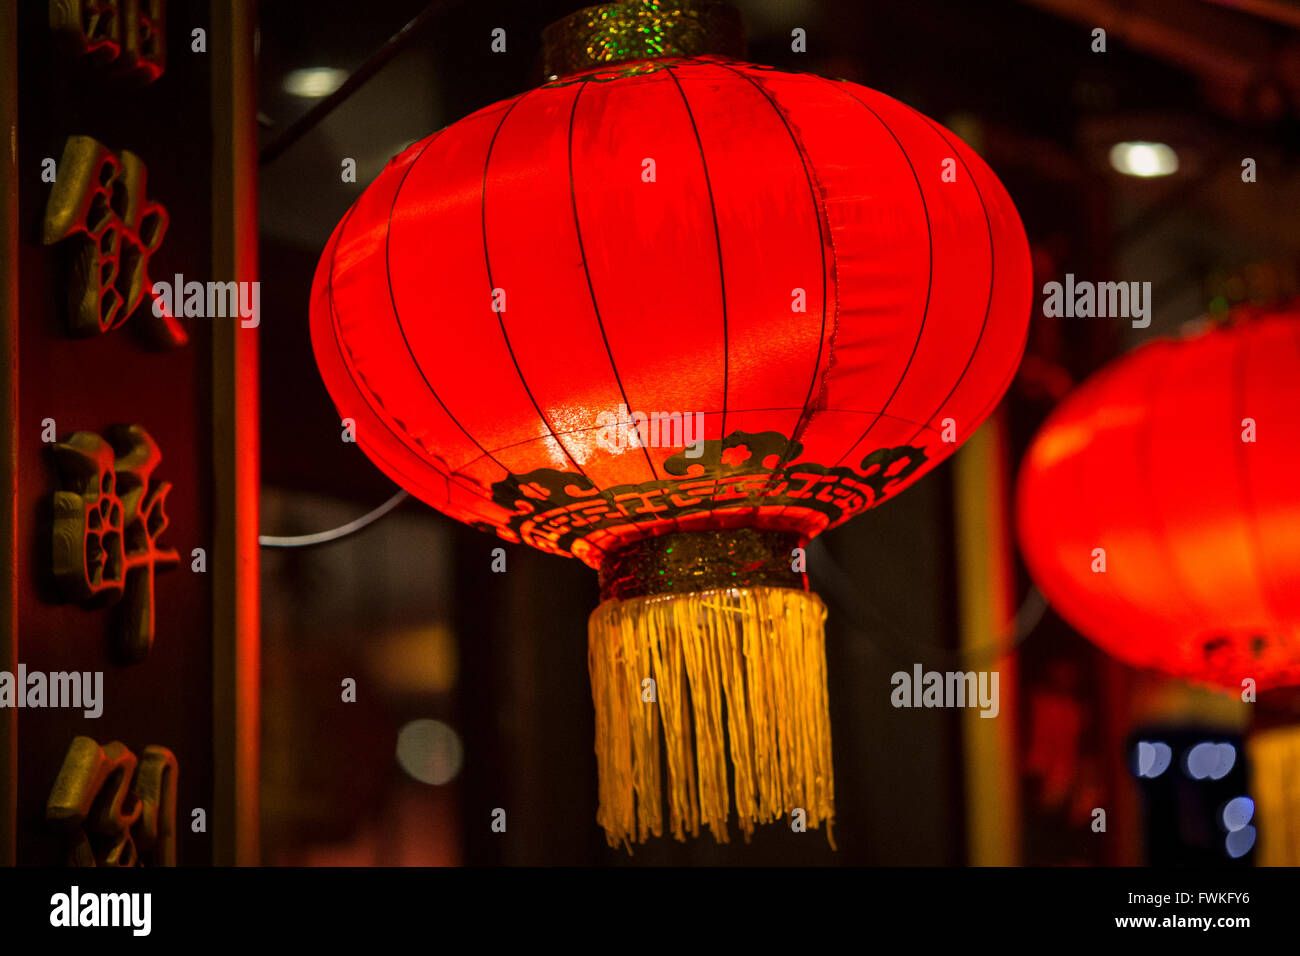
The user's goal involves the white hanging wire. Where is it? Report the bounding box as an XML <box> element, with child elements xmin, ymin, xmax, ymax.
<box><xmin>258</xmin><ymin>490</ymin><xmax>410</xmax><ymax>548</ymax></box>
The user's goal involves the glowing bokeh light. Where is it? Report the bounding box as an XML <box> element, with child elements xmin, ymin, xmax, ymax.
<box><xmin>1221</xmin><ymin>796</ymin><xmax>1254</xmax><ymax>832</ymax></box>
<box><xmin>284</xmin><ymin>67</ymin><xmax>347</xmax><ymax>98</ymax></box>
<box><xmin>1225</xmin><ymin>825</ymin><xmax>1257</xmax><ymax>859</ymax></box>
<box><xmin>1109</xmin><ymin>141</ymin><xmax>1178</xmax><ymax>177</ymax></box>
<box><xmin>1135</xmin><ymin>741</ymin><xmax>1173</xmax><ymax>778</ymax></box>
<box><xmin>1184</xmin><ymin>741</ymin><xmax>1236</xmax><ymax>781</ymax></box>
<box><xmin>396</xmin><ymin>719</ymin><xmax>463</xmax><ymax>786</ymax></box>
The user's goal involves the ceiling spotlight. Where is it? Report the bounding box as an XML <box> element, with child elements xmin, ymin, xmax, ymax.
<box><xmin>1109</xmin><ymin>141</ymin><xmax>1178</xmax><ymax>178</ymax></box>
<box><xmin>284</xmin><ymin>67</ymin><xmax>347</xmax><ymax>99</ymax></box>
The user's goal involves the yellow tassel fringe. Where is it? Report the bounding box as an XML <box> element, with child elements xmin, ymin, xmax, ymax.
<box><xmin>588</xmin><ymin>586</ymin><xmax>835</xmax><ymax>848</ymax></box>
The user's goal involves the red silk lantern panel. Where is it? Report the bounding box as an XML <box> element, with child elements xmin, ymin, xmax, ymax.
<box><xmin>311</xmin><ymin>56</ymin><xmax>1032</xmax><ymax>569</ymax></box>
<box><xmin>1017</xmin><ymin>307</ymin><xmax>1300</xmax><ymax>690</ymax></box>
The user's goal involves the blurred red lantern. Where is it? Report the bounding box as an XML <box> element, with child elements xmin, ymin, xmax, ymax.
<box><xmin>311</xmin><ymin>1</ymin><xmax>1031</xmax><ymax>846</ymax></box>
<box><xmin>1017</xmin><ymin>305</ymin><xmax>1300</xmax><ymax>690</ymax></box>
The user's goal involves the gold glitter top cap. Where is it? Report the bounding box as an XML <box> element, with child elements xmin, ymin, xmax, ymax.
<box><xmin>542</xmin><ymin>1</ymin><xmax>746</xmax><ymax>79</ymax></box>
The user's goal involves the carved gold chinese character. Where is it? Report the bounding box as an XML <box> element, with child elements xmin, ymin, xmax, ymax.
<box><xmin>49</xmin><ymin>0</ymin><xmax>166</xmax><ymax>83</ymax></box>
<box><xmin>43</xmin><ymin>135</ymin><xmax>185</xmax><ymax>347</ymax></box>
<box><xmin>47</xmin><ymin>736</ymin><xmax>178</xmax><ymax>866</ymax></box>
<box><xmin>51</xmin><ymin>425</ymin><xmax>179</xmax><ymax>663</ymax></box>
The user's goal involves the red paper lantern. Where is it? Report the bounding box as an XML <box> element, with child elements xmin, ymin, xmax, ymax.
<box><xmin>312</xmin><ymin>57</ymin><xmax>1029</xmax><ymax>565</ymax></box>
<box><xmin>311</xmin><ymin>4</ymin><xmax>1031</xmax><ymax>845</ymax></box>
<box><xmin>1016</xmin><ymin>306</ymin><xmax>1300</xmax><ymax>690</ymax></box>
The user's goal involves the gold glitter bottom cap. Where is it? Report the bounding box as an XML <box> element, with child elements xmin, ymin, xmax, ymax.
<box><xmin>597</xmin><ymin>528</ymin><xmax>807</xmax><ymax>602</ymax></box>
<box><xmin>588</xmin><ymin>585</ymin><xmax>835</xmax><ymax>848</ymax></box>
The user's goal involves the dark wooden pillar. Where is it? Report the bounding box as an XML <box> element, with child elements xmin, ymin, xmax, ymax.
<box><xmin>211</xmin><ymin>0</ymin><xmax>261</xmax><ymax>868</ymax></box>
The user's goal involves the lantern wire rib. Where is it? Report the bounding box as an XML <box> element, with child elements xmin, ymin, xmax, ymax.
<box><xmin>714</xmin><ymin>62</ymin><xmax>829</xmax><ymax>452</ymax></box>
<box><xmin>823</xmin><ymin>78</ymin><xmax>934</xmax><ymax>461</ymax></box>
<box><xmin>664</xmin><ymin>66</ymin><xmax>730</xmax><ymax>439</ymax></box>
<box><xmin>376</xmin><ymin>117</ymin><xmax>560</xmax><ymax>526</ymax></box>
<box><xmin>324</xmin><ymin>119</ymin><xmax>552</xmax><ymax>540</ymax></box>
<box><xmin>902</xmin><ymin>113</ymin><xmax>997</xmax><ymax>451</ymax></box>
<box><xmin>565</xmin><ymin>81</ymin><xmax>660</xmax><ymax>484</ymax></box>
<box><xmin>482</xmin><ymin>92</ymin><xmax>593</xmax><ymax>482</ymax></box>
<box><xmin>259</xmin><ymin>490</ymin><xmax>410</xmax><ymax>548</ymax></box>
<box><xmin>328</xmin><ymin>191</ymin><xmax>520</xmax><ymax>515</ymax></box>
<box><xmin>325</xmin><ymin>204</ymin><xmax>456</xmax><ymax>479</ymax></box>
<box><xmin>712</xmin><ymin>61</ymin><xmax>832</xmax><ymax>529</ymax></box>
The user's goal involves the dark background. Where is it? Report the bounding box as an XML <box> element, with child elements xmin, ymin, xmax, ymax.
<box><xmin>254</xmin><ymin>0</ymin><xmax>1300</xmax><ymax>865</ymax></box>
